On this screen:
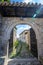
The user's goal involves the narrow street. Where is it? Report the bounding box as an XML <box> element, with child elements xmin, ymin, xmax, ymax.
<box><xmin>7</xmin><ymin>41</ymin><xmax>41</xmax><ymax>65</ymax></box>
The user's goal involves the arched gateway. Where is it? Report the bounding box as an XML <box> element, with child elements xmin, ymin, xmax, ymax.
<box><xmin>2</xmin><ymin>17</ymin><xmax>42</xmax><ymax>59</ymax></box>
<box><xmin>0</xmin><ymin>3</ymin><xmax>43</xmax><ymax>64</ymax></box>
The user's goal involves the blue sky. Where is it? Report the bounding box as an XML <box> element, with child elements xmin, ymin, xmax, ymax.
<box><xmin>16</xmin><ymin>25</ymin><xmax>31</xmax><ymax>38</ymax></box>
<box><xmin>10</xmin><ymin>0</ymin><xmax>43</xmax><ymax>4</ymax></box>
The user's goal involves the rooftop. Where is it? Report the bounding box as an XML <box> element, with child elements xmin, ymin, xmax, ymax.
<box><xmin>0</xmin><ymin>2</ymin><xmax>43</xmax><ymax>18</ymax></box>
<box><xmin>20</xmin><ymin>29</ymin><xmax>30</xmax><ymax>35</ymax></box>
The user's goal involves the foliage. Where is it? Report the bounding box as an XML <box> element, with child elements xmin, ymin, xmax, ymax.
<box><xmin>0</xmin><ymin>0</ymin><xmax>10</xmax><ymax>2</ymax></box>
<box><xmin>0</xmin><ymin>0</ymin><xmax>4</xmax><ymax>2</ymax></box>
<box><xmin>11</xmin><ymin>44</ymin><xmax>22</xmax><ymax>58</ymax></box>
<box><xmin>9</xmin><ymin>40</ymin><xmax>31</xmax><ymax>59</ymax></box>
<box><xmin>13</xmin><ymin>40</ymin><xmax>19</xmax><ymax>48</ymax></box>
<box><xmin>9</xmin><ymin>40</ymin><xmax>22</xmax><ymax>58</ymax></box>
<box><xmin>9</xmin><ymin>51</ymin><xmax>15</xmax><ymax>58</ymax></box>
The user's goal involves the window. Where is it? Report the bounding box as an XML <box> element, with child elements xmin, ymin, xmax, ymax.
<box><xmin>25</xmin><ymin>32</ymin><xmax>28</xmax><ymax>34</ymax></box>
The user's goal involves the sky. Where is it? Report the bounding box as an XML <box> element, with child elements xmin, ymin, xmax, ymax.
<box><xmin>16</xmin><ymin>25</ymin><xmax>31</xmax><ymax>38</ymax></box>
<box><xmin>10</xmin><ymin>0</ymin><xmax>43</xmax><ymax>4</ymax></box>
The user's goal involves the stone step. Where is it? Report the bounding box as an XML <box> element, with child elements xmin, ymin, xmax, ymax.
<box><xmin>8</xmin><ymin>58</ymin><xmax>41</xmax><ymax>65</ymax></box>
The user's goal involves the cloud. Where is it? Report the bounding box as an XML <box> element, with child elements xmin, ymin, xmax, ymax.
<box><xmin>17</xmin><ymin>25</ymin><xmax>31</xmax><ymax>32</ymax></box>
<box><xmin>18</xmin><ymin>27</ymin><xmax>24</xmax><ymax>30</ymax></box>
<box><xmin>33</xmin><ymin>0</ymin><xmax>43</xmax><ymax>4</ymax></box>
<box><xmin>39</xmin><ymin>0</ymin><xmax>43</xmax><ymax>4</ymax></box>
<box><xmin>23</xmin><ymin>0</ymin><xmax>43</xmax><ymax>4</ymax></box>
<box><xmin>23</xmin><ymin>0</ymin><xmax>32</xmax><ymax>3</ymax></box>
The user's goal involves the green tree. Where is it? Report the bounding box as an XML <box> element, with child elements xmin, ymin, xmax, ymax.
<box><xmin>0</xmin><ymin>0</ymin><xmax>10</xmax><ymax>2</ymax></box>
<box><xmin>0</xmin><ymin>0</ymin><xmax>4</xmax><ymax>2</ymax></box>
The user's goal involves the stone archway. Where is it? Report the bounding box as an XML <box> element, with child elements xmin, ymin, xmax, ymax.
<box><xmin>2</xmin><ymin>17</ymin><xmax>42</xmax><ymax>60</ymax></box>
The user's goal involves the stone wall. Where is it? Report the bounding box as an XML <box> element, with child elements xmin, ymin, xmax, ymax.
<box><xmin>0</xmin><ymin>14</ymin><xmax>2</xmax><ymax>48</ymax></box>
<box><xmin>1</xmin><ymin>17</ymin><xmax>43</xmax><ymax>60</ymax></box>
<box><xmin>30</xmin><ymin>28</ymin><xmax>38</xmax><ymax>58</ymax></box>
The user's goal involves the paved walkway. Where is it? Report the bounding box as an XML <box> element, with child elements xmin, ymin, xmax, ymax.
<box><xmin>0</xmin><ymin>42</ymin><xmax>41</xmax><ymax>65</ymax></box>
<box><xmin>8</xmin><ymin>58</ymin><xmax>41</xmax><ymax>65</ymax></box>
<box><xmin>0</xmin><ymin>55</ymin><xmax>41</xmax><ymax>65</ymax></box>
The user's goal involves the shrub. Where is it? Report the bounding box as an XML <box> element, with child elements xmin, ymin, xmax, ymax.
<box><xmin>13</xmin><ymin>40</ymin><xmax>19</xmax><ymax>48</ymax></box>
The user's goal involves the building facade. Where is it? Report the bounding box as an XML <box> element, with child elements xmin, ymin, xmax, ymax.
<box><xmin>19</xmin><ymin>30</ymin><xmax>30</xmax><ymax>50</ymax></box>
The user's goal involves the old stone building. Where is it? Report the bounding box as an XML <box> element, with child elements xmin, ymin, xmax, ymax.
<box><xmin>0</xmin><ymin>2</ymin><xmax>43</xmax><ymax>64</ymax></box>
<box><xmin>19</xmin><ymin>30</ymin><xmax>30</xmax><ymax>49</ymax></box>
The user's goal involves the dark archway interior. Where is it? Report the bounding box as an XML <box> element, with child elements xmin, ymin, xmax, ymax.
<box><xmin>30</xmin><ymin>28</ymin><xmax>38</xmax><ymax>58</ymax></box>
<box><xmin>9</xmin><ymin>29</ymin><xmax>13</xmax><ymax>53</ymax></box>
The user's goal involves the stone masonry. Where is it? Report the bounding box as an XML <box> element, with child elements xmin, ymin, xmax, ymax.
<box><xmin>0</xmin><ymin>16</ymin><xmax>43</xmax><ymax>60</ymax></box>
